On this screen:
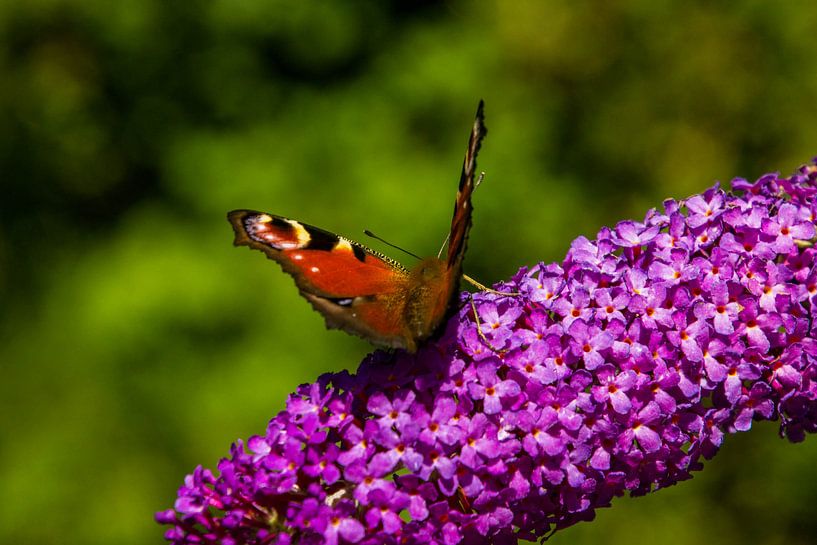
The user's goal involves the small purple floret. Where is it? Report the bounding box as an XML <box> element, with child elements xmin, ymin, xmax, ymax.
<box><xmin>159</xmin><ymin>162</ymin><xmax>817</xmax><ymax>544</ymax></box>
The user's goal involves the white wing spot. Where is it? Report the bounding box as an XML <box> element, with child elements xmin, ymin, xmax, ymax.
<box><xmin>310</xmin><ymin>266</ymin><xmax>320</xmax><ymax>273</ymax></box>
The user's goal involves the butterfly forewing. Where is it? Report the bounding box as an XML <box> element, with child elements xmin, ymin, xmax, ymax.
<box><xmin>229</xmin><ymin>210</ymin><xmax>416</xmax><ymax>348</ymax></box>
<box><xmin>229</xmin><ymin>210</ymin><xmax>407</xmax><ymax>297</ymax></box>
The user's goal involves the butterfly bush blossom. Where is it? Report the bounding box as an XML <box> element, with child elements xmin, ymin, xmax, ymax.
<box><xmin>158</xmin><ymin>163</ymin><xmax>817</xmax><ymax>544</ymax></box>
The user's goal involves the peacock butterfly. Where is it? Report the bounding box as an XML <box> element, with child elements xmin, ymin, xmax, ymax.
<box><xmin>228</xmin><ymin>101</ymin><xmax>487</xmax><ymax>352</ymax></box>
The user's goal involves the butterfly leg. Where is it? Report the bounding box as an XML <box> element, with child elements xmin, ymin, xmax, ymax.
<box><xmin>468</xmin><ymin>294</ymin><xmax>508</xmax><ymax>355</ymax></box>
<box><xmin>463</xmin><ymin>274</ymin><xmax>519</xmax><ymax>296</ymax></box>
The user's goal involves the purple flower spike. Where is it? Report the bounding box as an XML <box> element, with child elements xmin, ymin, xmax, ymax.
<box><xmin>159</xmin><ymin>162</ymin><xmax>817</xmax><ymax>544</ymax></box>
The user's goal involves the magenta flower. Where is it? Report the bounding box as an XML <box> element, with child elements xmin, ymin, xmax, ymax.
<box><xmin>158</xmin><ymin>161</ymin><xmax>817</xmax><ymax>544</ymax></box>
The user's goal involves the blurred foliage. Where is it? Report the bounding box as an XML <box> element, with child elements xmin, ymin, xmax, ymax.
<box><xmin>1</xmin><ymin>1</ymin><xmax>817</xmax><ymax>544</ymax></box>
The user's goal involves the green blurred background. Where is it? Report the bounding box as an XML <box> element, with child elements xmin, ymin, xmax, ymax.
<box><xmin>2</xmin><ymin>1</ymin><xmax>817</xmax><ymax>544</ymax></box>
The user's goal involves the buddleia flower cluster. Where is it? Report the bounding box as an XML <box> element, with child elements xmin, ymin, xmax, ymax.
<box><xmin>157</xmin><ymin>162</ymin><xmax>817</xmax><ymax>544</ymax></box>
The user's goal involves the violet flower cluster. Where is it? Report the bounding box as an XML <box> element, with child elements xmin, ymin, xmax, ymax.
<box><xmin>158</xmin><ymin>162</ymin><xmax>817</xmax><ymax>545</ymax></box>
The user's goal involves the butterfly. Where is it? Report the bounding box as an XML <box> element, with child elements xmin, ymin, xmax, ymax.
<box><xmin>228</xmin><ymin>101</ymin><xmax>487</xmax><ymax>352</ymax></box>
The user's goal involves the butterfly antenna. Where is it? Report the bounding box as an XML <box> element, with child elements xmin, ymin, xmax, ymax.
<box><xmin>364</xmin><ymin>230</ymin><xmax>423</xmax><ymax>261</ymax></box>
<box><xmin>437</xmin><ymin>171</ymin><xmax>486</xmax><ymax>258</ymax></box>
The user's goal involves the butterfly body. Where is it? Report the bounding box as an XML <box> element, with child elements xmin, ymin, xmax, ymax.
<box><xmin>402</xmin><ymin>256</ymin><xmax>459</xmax><ymax>348</ymax></box>
<box><xmin>228</xmin><ymin>102</ymin><xmax>486</xmax><ymax>352</ymax></box>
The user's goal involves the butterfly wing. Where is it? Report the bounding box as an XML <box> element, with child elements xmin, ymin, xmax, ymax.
<box><xmin>447</xmin><ymin>100</ymin><xmax>487</xmax><ymax>272</ymax></box>
<box><xmin>228</xmin><ymin>210</ymin><xmax>415</xmax><ymax>349</ymax></box>
<box><xmin>401</xmin><ymin>102</ymin><xmax>488</xmax><ymax>344</ymax></box>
